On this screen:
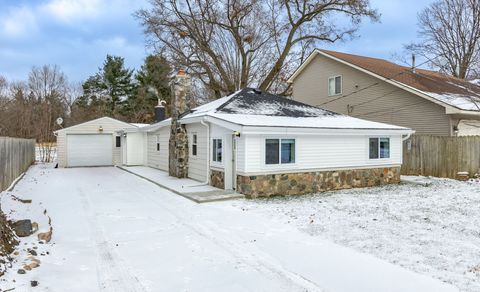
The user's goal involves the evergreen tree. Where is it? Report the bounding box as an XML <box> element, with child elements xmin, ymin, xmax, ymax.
<box><xmin>81</xmin><ymin>55</ymin><xmax>135</xmax><ymax>118</ymax></box>
<box><xmin>125</xmin><ymin>55</ymin><xmax>171</xmax><ymax>123</ymax></box>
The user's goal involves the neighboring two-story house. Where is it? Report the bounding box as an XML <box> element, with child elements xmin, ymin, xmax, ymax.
<box><xmin>288</xmin><ymin>49</ymin><xmax>480</xmax><ymax>136</ymax></box>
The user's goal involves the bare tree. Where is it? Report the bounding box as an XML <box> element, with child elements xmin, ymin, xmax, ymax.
<box><xmin>0</xmin><ymin>66</ymin><xmax>76</xmax><ymax>162</ymax></box>
<box><xmin>136</xmin><ymin>0</ymin><xmax>378</xmax><ymax>97</ymax></box>
<box><xmin>407</xmin><ymin>0</ymin><xmax>480</xmax><ymax>79</ymax></box>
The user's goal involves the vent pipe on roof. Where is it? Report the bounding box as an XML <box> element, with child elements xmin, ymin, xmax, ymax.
<box><xmin>411</xmin><ymin>54</ymin><xmax>416</xmax><ymax>73</ymax></box>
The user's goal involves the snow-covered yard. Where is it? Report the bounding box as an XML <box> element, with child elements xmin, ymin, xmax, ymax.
<box><xmin>0</xmin><ymin>164</ymin><xmax>466</xmax><ymax>291</ymax></box>
<box><xmin>237</xmin><ymin>177</ymin><xmax>480</xmax><ymax>292</ymax></box>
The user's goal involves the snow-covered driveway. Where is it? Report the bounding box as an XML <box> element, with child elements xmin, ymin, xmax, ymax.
<box><xmin>1</xmin><ymin>165</ymin><xmax>457</xmax><ymax>292</ymax></box>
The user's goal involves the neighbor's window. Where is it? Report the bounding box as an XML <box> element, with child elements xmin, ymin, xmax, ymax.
<box><xmin>328</xmin><ymin>75</ymin><xmax>342</xmax><ymax>96</ymax></box>
<box><xmin>156</xmin><ymin>135</ymin><xmax>160</xmax><ymax>151</ymax></box>
<box><xmin>212</xmin><ymin>138</ymin><xmax>222</xmax><ymax>163</ymax></box>
<box><xmin>192</xmin><ymin>133</ymin><xmax>198</xmax><ymax>156</ymax></box>
<box><xmin>369</xmin><ymin>137</ymin><xmax>390</xmax><ymax>159</ymax></box>
<box><xmin>265</xmin><ymin>139</ymin><xmax>295</xmax><ymax>165</ymax></box>
<box><xmin>115</xmin><ymin>136</ymin><xmax>121</xmax><ymax>147</ymax></box>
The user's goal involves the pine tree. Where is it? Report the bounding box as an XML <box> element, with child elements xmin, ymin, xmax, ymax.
<box><xmin>81</xmin><ymin>55</ymin><xmax>135</xmax><ymax>118</ymax></box>
<box><xmin>125</xmin><ymin>55</ymin><xmax>171</xmax><ymax>123</ymax></box>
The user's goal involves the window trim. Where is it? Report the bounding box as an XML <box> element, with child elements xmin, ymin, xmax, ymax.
<box><xmin>115</xmin><ymin>136</ymin><xmax>121</xmax><ymax>148</ymax></box>
<box><xmin>191</xmin><ymin>133</ymin><xmax>198</xmax><ymax>157</ymax></box>
<box><xmin>264</xmin><ymin>138</ymin><xmax>296</xmax><ymax>166</ymax></box>
<box><xmin>368</xmin><ymin>137</ymin><xmax>391</xmax><ymax>160</ymax></box>
<box><xmin>211</xmin><ymin>138</ymin><xmax>223</xmax><ymax>165</ymax></box>
<box><xmin>328</xmin><ymin>75</ymin><xmax>342</xmax><ymax>96</ymax></box>
<box><xmin>156</xmin><ymin>135</ymin><xmax>160</xmax><ymax>152</ymax></box>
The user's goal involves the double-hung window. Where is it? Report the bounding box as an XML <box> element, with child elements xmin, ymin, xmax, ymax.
<box><xmin>192</xmin><ymin>134</ymin><xmax>198</xmax><ymax>156</ymax></box>
<box><xmin>369</xmin><ymin>137</ymin><xmax>390</xmax><ymax>159</ymax></box>
<box><xmin>212</xmin><ymin>138</ymin><xmax>222</xmax><ymax>163</ymax></box>
<box><xmin>328</xmin><ymin>75</ymin><xmax>342</xmax><ymax>96</ymax></box>
<box><xmin>265</xmin><ymin>139</ymin><xmax>295</xmax><ymax>165</ymax></box>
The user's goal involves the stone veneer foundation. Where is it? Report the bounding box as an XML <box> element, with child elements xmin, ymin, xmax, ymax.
<box><xmin>210</xmin><ymin>169</ymin><xmax>225</xmax><ymax>189</ymax></box>
<box><xmin>236</xmin><ymin>167</ymin><xmax>400</xmax><ymax>198</ymax></box>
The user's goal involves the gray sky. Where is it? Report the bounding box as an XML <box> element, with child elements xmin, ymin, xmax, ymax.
<box><xmin>0</xmin><ymin>0</ymin><xmax>434</xmax><ymax>83</ymax></box>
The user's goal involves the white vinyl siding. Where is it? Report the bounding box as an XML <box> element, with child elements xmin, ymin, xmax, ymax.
<box><xmin>292</xmin><ymin>54</ymin><xmax>452</xmax><ymax>136</ymax></box>
<box><xmin>56</xmin><ymin>117</ymin><xmax>137</xmax><ymax>168</ymax></box>
<box><xmin>240</xmin><ymin>133</ymin><xmax>402</xmax><ymax>175</ymax></box>
<box><xmin>147</xmin><ymin>127</ymin><xmax>169</xmax><ymax>171</ymax></box>
<box><xmin>186</xmin><ymin>124</ymin><xmax>207</xmax><ymax>182</ymax></box>
<box><xmin>235</xmin><ymin>135</ymin><xmax>246</xmax><ymax>172</ymax></box>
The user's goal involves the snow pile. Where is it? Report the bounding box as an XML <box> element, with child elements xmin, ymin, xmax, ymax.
<box><xmin>237</xmin><ymin>177</ymin><xmax>480</xmax><ymax>292</ymax></box>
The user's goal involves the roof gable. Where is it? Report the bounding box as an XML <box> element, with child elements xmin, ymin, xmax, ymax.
<box><xmin>289</xmin><ymin>49</ymin><xmax>480</xmax><ymax>112</ymax></box>
<box><xmin>54</xmin><ymin>116</ymin><xmax>138</xmax><ymax>133</ymax></box>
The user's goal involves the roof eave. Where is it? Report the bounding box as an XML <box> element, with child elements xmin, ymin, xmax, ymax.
<box><xmin>294</xmin><ymin>50</ymin><xmax>477</xmax><ymax>113</ymax></box>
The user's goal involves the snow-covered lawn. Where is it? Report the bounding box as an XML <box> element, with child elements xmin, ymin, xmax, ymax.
<box><xmin>236</xmin><ymin>177</ymin><xmax>480</xmax><ymax>292</ymax></box>
<box><xmin>0</xmin><ymin>165</ymin><xmax>461</xmax><ymax>291</ymax></box>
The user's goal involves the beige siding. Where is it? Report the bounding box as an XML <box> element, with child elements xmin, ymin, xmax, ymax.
<box><xmin>56</xmin><ymin>117</ymin><xmax>136</xmax><ymax>167</ymax></box>
<box><xmin>146</xmin><ymin>127</ymin><xmax>169</xmax><ymax>171</ymax></box>
<box><xmin>186</xmin><ymin>123</ymin><xmax>208</xmax><ymax>182</ymax></box>
<box><xmin>292</xmin><ymin>55</ymin><xmax>451</xmax><ymax>136</ymax></box>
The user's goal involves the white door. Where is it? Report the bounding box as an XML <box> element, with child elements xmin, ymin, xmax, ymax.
<box><xmin>67</xmin><ymin>134</ymin><xmax>113</xmax><ymax>167</ymax></box>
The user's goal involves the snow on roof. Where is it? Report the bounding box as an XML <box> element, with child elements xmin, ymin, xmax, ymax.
<box><xmin>182</xmin><ymin>88</ymin><xmax>410</xmax><ymax>131</ymax></box>
<box><xmin>129</xmin><ymin>123</ymin><xmax>149</xmax><ymax>128</ymax></box>
<box><xmin>420</xmin><ymin>91</ymin><xmax>480</xmax><ymax>111</ymax></box>
<box><xmin>470</xmin><ymin>79</ymin><xmax>480</xmax><ymax>86</ymax></box>
<box><xmin>210</xmin><ymin>113</ymin><xmax>408</xmax><ymax>130</ymax></box>
<box><xmin>291</xmin><ymin>49</ymin><xmax>480</xmax><ymax>112</ymax></box>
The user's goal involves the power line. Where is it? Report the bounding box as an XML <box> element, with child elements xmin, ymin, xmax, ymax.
<box><xmin>356</xmin><ymin>100</ymin><xmax>430</xmax><ymax>118</ymax></box>
<box><xmin>317</xmin><ymin>57</ymin><xmax>437</xmax><ymax>107</ymax></box>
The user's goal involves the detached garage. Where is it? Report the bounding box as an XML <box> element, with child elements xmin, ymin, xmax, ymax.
<box><xmin>55</xmin><ymin>117</ymin><xmax>139</xmax><ymax>167</ymax></box>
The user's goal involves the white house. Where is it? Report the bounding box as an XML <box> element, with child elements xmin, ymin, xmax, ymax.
<box><xmin>54</xmin><ymin>117</ymin><xmax>148</xmax><ymax>168</ymax></box>
<box><xmin>115</xmin><ymin>88</ymin><xmax>413</xmax><ymax>197</ymax></box>
<box><xmin>56</xmin><ymin>86</ymin><xmax>413</xmax><ymax>197</ymax></box>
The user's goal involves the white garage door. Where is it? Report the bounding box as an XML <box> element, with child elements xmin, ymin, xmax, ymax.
<box><xmin>67</xmin><ymin>134</ymin><xmax>113</xmax><ymax>167</ymax></box>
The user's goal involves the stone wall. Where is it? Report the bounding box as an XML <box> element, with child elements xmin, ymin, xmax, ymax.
<box><xmin>210</xmin><ymin>169</ymin><xmax>225</xmax><ymax>189</ymax></box>
<box><xmin>236</xmin><ymin>167</ymin><xmax>400</xmax><ymax>198</ymax></box>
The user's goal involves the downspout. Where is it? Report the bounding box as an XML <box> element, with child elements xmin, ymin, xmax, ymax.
<box><xmin>201</xmin><ymin>118</ymin><xmax>210</xmax><ymax>185</ymax></box>
<box><xmin>402</xmin><ymin>132</ymin><xmax>412</xmax><ymax>141</ymax></box>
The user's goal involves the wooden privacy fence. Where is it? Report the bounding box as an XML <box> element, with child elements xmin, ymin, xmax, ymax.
<box><xmin>0</xmin><ymin>137</ymin><xmax>35</xmax><ymax>192</ymax></box>
<box><xmin>402</xmin><ymin>135</ymin><xmax>480</xmax><ymax>178</ymax></box>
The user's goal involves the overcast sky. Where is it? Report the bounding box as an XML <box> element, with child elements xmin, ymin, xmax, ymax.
<box><xmin>0</xmin><ymin>0</ymin><xmax>434</xmax><ymax>83</ymax></box>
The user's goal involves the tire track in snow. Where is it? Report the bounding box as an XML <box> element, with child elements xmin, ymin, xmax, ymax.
<box><xmin>77</xmin><ymin>187</ymin><xmax>148</xmax><ymax>292</ymax></box>
<box><xmin>137</xmin><ymin>188</ymin><xmax>326</xmax><ymax>292</ymax></box>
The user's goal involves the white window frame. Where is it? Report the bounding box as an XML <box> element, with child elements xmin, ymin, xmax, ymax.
<box><xmin>263</xmin><ymin>138</ymin><xmax>296</xmax><ymax>166</ymax></box>
<box><xmin>328</xmin><ymin>75</ymin><xmax>342</xmax><ymax>96</ymax></box>
<box><xmin>191</xmin><ymin>133</ymin><xmax>198</xmax><ymax>157</ymax></box>
<box><xmin>368</xmin><ymin>137</ymin><xmax>391</xmax><ymax>160</ymax></box>
<box><xmin>211</xmin><ymin>138</ymin><xmax>223</xmax><ymax>165</ymax></box>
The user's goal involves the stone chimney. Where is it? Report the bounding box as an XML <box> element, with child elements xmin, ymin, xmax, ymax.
<box><xmin>168</xmin><ymin>69</ymin><xmax>190</xmax><ymax>178</ymax></box>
